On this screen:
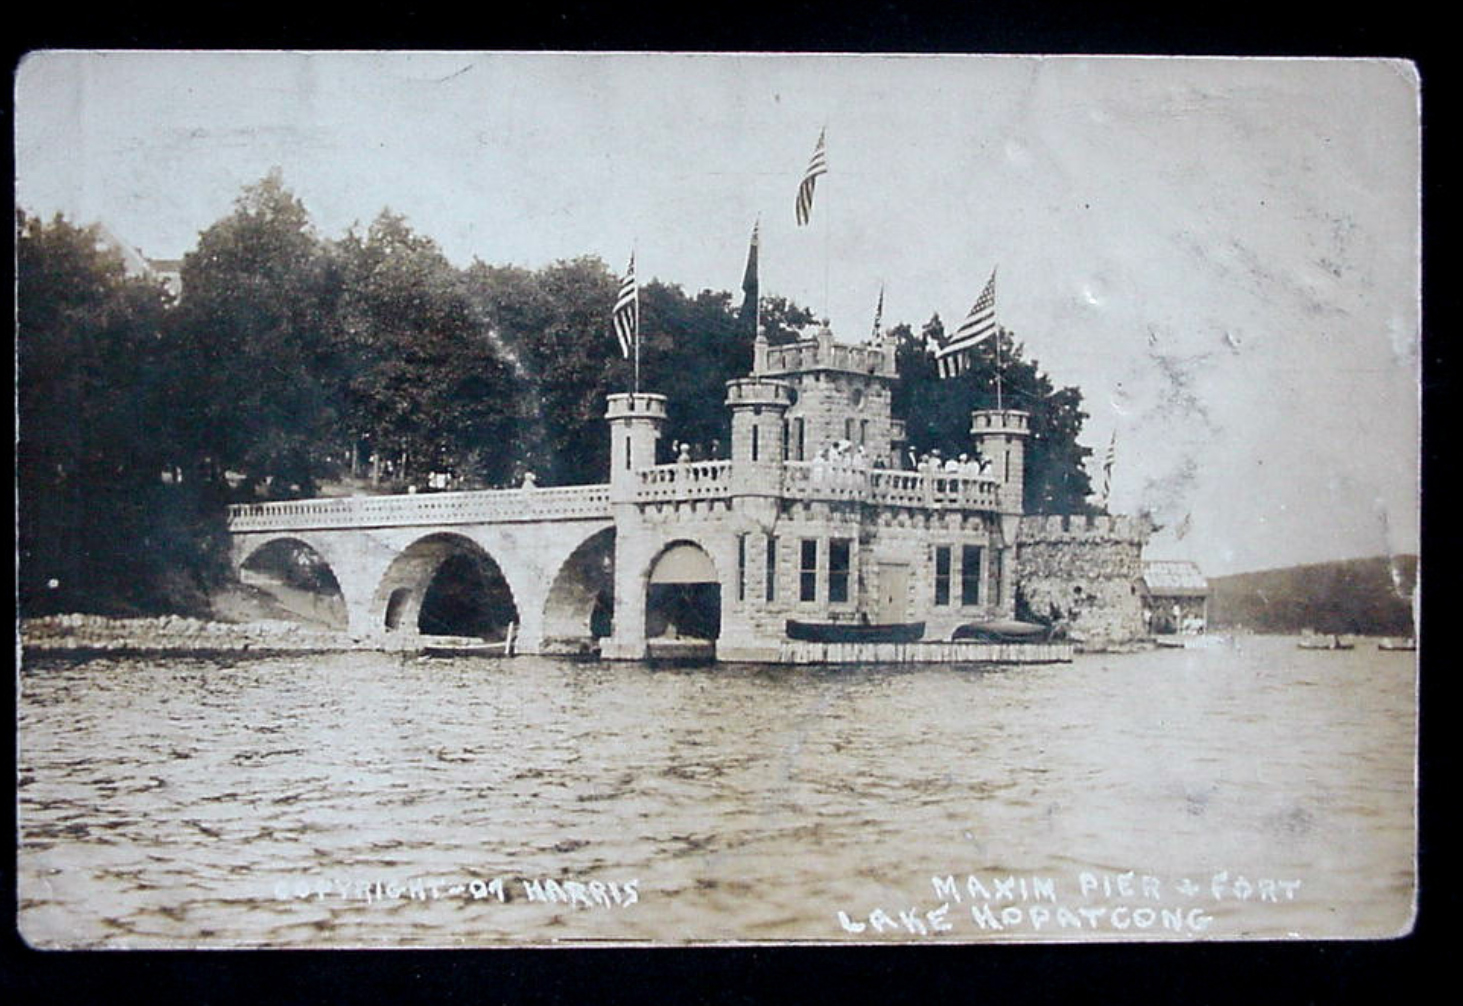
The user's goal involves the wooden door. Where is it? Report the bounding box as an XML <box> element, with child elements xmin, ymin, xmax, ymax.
<box><xmin>876</xmin><ymin>564</ymin><xmax>909</xmax><ymax>624</ymax></box>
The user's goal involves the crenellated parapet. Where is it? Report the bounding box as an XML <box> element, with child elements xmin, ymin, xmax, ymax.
<box><xmin>761</xmin><ymin>326</ymin><xmax>897</xmax><ymax>379</ymax></box>
<box><xmin>1015</xmin><ymin>512</ymin><xmax>1150</xmax><ymax>645</ymax></box>
<box><xmin>1017</xmin><ymin>513</ymin><xmax>1150</xmax><ymax>543</ymax></box>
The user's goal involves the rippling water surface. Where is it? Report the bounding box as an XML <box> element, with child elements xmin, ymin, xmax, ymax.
<box><xmin>18</xmin><ymin>637</ymin><xmax>1415</xmax><ymax>947</ymax></box>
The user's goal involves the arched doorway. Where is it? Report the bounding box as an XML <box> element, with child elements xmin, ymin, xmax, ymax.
<box><xmin>374</xmin><ymin>533</ymin><xmax>520</xmax><ymax>640</ymax></box>
<box><xmin>541</xmin><ymin>527</ymin><xmax>616</xmax><ymax>654</ymax></box>
<box><xmin>239</xmin><ymin>537</ymin><xmax>347</xmax><ymax>629</ymax></box>
<box><xmin>646</xmin><ymin>541</ymin><xmax>720</xmax><ymax>642</ymax></box>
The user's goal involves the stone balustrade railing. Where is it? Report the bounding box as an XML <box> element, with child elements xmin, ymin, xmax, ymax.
<box><xmin>635</xmin><ymin>460</ymin><xmax>736</xmax><ymax>501</ymax></box>
<box><xmin>228</xmin><ymin>484</ymin><xmax>612</xmax><ymax>532</ymax></box>
<box><xmin>783</xmin><ymin>462</ymin><xmax>1002</xmax><ymax>509</ymax></box>
<box><xmin>632</xmin><ymin>460</ymin><xmax>1002</xmax><ymax>510</ymax></box>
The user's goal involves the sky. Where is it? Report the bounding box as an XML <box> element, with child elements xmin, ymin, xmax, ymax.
<box><xmin>15</xmin><ymin>52</ymin><xmax>1421</xmax><ymax>576</ymax></box>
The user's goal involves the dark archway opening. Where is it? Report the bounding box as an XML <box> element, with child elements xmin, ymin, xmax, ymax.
<box><xmin>590</xmin><ymin>589</ymin><xmax>614</xmax><ymax>638</ymax></box>
<box><xmin>239</xmin><ymin>538</ymin><xmax>347</xmax><ymax>629</ymax></box>
<box><xmin>646</xmin><ymin>583</ymin><xmax>720</xmax><ymax>640</ymax></box>
<box><xmin>417</xmin><ymin>552</ymin><xmax>518</xmax><ymax>640</ymax></box>
<box><xmin>645</xmin><ymin>542</ymin><xmax>721</xmax><ymax>641</ymax></box>
<box><xmin>385</xmin><ymin>587</ymin><xmax>412</xmax><ymax>630</ymax></box>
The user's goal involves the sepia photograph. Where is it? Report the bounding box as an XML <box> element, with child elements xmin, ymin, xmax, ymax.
<box><xmin>15</xmin><ymin>51</ymin><xmax>1420</xmax><ymax>947</ymax></box>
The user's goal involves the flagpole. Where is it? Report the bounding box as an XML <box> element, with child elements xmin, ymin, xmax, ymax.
<box><xmin>822</xmin><ymin>123</ymin><xmax>830</xmax><ymax>324</ymax></box>
<box><xmin>995</xmin><ymin>327</ymin><xmax>1004</xmax><ymax>412</ymax></box>
<box><xmin>633</xmin><ymin>243</ymin><xmax>640</xmax><ymax>396</ymax></box>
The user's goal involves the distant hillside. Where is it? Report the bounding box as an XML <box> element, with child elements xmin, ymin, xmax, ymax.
<box><xmin>1208</xmin><ymin>555</ymin><xmax>1418</xmax><ymax>635</ymax></box>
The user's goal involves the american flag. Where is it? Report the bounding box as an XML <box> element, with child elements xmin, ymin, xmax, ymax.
<box><xmin>795</xmin><ymin>129</ymin><xmax>827</xmax><ymax>227</ymax></box>
<box><xmin>612</xmin><ymin>252</ymin><xmax>637</xmax><ymax>358</ymax></box>
<box><xmin>933</xmin><ymin>267</ymin><xmax>999</xmax><ymax>378</ymax></box>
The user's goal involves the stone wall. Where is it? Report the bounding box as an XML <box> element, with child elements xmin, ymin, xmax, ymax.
<box><xmin>1015</xmin><ymin>514</ymin><xmax>1149</xmax><ymax>645</ymax></box>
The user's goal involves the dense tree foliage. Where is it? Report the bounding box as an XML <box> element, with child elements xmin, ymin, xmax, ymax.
<box><xmin>17</xmin><ymin>210</ymin><xmax>229</xmax><ymax>615</ymax></box>
<box><xmin>18</xmin><ymin>173</ymin><xmax>1100</xmax><ymax>615</ymax></box>
<box><xmin>894</xmin><ymin>318</ymin><xmax>1098</xmax><ymax>514</ymax></box>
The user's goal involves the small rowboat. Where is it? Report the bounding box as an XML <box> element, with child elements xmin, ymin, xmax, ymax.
<box><xmin>951</xmin><ymin>619</ymin><xmax>1051</xmax><ymax>643</ymax></box>
<box><xmin>785</xmin><ymin>620</ymin><xmax>926</xmax><ymax>643</ymax></box>
<box><xmin>1297</xmin><ymin>633</ymin><xmax>1354</xmax><ymax>651</ymax></box>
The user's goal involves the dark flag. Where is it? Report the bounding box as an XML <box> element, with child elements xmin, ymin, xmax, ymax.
<box><xmin>740</xmin><ymin>220</ymin><xmax>759</xmax><ymax>331</ymax></box>
<box><xmin>613</xmin><ymin>252</ymin><xmax>637</xmax><ymax>359</ymax></box>
<box><xmin>1102</xmin><ymin>431</ymin><xmax>1116</xmax><ymax>502</ymax></box>
<box><xmin>795</xmin><ymin>129</ymin><xmax>827</xmax><ymax>227</ymax></box>
<box><xmin>934</xmin><ymin>267</ymin><xmax>999</xmax><ymax>378</ymax></box>
<box><xmin>870</xmin><ymin>284</ymin><xmax>884</xmax><ymax>341</ymax></box>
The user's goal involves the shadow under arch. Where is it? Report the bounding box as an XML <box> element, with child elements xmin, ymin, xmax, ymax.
<box><xmin>541</xmin><ymin>526</ymin><xmax>616</xmax><ymax>655</ymax></box>
<box><xmin>238</xmin><ymin>536</ymin><xmax>348</xmax><ymax>629</ymax></box>
<box><xmin>645</xmin><ymin>539</ymin><xmax>721</xmax><ymax>642</ymax></box>
<box><xmin>371</xmin><ymin>532</ymin><xmax>519</xmax><ymax>639</ymax></box>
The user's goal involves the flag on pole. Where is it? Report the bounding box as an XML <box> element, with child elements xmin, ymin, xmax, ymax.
<box><xmin>613</xmin><ymin>252</ymin><xmax>637</xmax><ymax>359</ymax></box>
<box><xmin>933</xmin><ymin>267</ymin><xmax>999</xmax><ymax>378</ymax></box>
<box><xmin>740</xmin><ymin>220</ymin><xmax>759</xmax><ymax>331</ymax></box>
<box><xmin>870</xmin><ymin>284</ymin><xmax>884</xmax><ymax>342</ymax></box>
<box><xmin>795</xmin><ymin>129</ymin><xmax>827</xmax><ymax>227</ymax></box>
<box><xmin>1102</xmin><ymin>430</ymin><xmax>1116</xmax><ymax>502</ymax></box>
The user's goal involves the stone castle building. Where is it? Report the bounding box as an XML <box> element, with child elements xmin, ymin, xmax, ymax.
<box><xmin>228</xmin><ymin>323</ymin><xmax>1149</xmax><ymax>661</ymax></box>
<box><xmin>599</xmin><ymin>324</ymin><xmax>1148</xmax><ymax>661</ymax></box>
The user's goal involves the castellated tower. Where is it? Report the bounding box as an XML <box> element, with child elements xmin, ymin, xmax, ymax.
<box><xmin>726</xmin><ymin>377</ymin><xmax>794</xmax><ymax>466</ymax></box>
<box><xmin>756</xmin><ymin>324</ymin><xmax>901</xmax><ymax>466</ymax></box>
<box><xmin>970</xmin><ymin>408</ymin><xmax>1030</xmax><ymax>516</ymax></box>
<box><xmin>605</xmin><ymin>392</ymin><xmax>667</xmax><ymax>502</ymax></box>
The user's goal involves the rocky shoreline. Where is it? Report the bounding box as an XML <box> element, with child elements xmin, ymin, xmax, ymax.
<box><xmin>19</xmin><ymin>613</ymin><xmax>358</xmax><ymax>655</ymax></box>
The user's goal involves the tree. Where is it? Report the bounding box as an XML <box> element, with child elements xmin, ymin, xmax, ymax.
<box><xmin>891</xmin><ymin>316</ymin><xmax>1097</xmax><ymax>514</ymax></box>
<box><xmin>172</xmin><ymin>170</ymin><xmax>345</xmax><ymax>497</ymax></box>
<box><xmin>335</xmin><ymin>211</ymin><xmax>518</xmax><ymax>488</ymax></box>
<box><xmin>17</xmin><ymin>210</ymin><xmax>225</xmax><ymax>615</ymax></box>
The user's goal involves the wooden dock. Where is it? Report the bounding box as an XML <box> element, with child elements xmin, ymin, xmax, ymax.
<box><xmin>772</xmin><ymin>639</ymin><xmax>1073</xmax><ymax>665</ymax></box>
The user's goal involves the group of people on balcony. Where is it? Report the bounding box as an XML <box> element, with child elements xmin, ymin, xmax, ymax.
<box><xmin>907</xmin><ymin>449</ymin><xmax>993</xmax><ymax>478</ymax></box>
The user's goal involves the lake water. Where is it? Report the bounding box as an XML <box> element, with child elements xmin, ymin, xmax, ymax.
<box><xmin>18</xmin><ymin>636</ymin><xmax>1416</xmax><ymax>947</ymax></box>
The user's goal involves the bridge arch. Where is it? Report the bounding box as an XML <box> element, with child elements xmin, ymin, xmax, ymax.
<box><xmin>235</xmin><ymin>535</ymin><xmax>348</xmax><ymax>629</ymax></box>
<box><xmin>644</xmin><ymin>538</ymin><xmax>722</xmax><ymax>642</ymax></box>
<box><xmin>541</xmin><ymin>527</ymin><xmax>616</xmax><ymax>655</ymax></box>
<box><xmin>371</xmin><ymin>532</ymin><xmax>520</xmax><ymax>639</ymax></box>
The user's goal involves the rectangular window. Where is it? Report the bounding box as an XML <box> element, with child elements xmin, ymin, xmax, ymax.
<box><xmin>751</xmin><ymin>424</ymin><xmax>760</xmax><ymax>461</ymax></box>
<box><xmin>991</xmin><ymin>549</ymin><xmax>1003</xmax><ymax>605</ymax></box>
<box><xmin>934</xmin><ymin>546</ymin><xmax>951</xmax><ymax>606</ymax></box>
<box><xmin>829</xmin><ymin>538</ymin><xmax>852</xmax><ymax>604</ymax></box>
<box><xmin>800</xmin><ymin>539</ymin><xmax>819</xmax><ymax>602</ymax></box>
<box><xmin>845</xmin><ymin>417</ymin><xmax>855</xmax><ymax>442</ymax></box>
<box><xmin>765</xmin><ymin>536</ymin><xmax>778</xmax><ymax>601</ymax></box>
<box><xmin>737</xmin><ymin>534</ymin><xmax>747</xmax><ymax>601</ymax></box>
<box><xmin>795</xmin><ymin>418</ymin><xmax>806</xmax><ymax>461</ymax></box>
<box><xmin>859</xmin><ymin>419</ymin><xmax>868</xmax><ymax>446</ymax></box>
<box><xmin>624</xmin><ymin>434</ymin><xmax>632</xmax><ymax>470</ymax></box>
<box><xmin>961</xmin><ymin>545</ymin><xmax>983</xmax><ymax>606</ymax></box>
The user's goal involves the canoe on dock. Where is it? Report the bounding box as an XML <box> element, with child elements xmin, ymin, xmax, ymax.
<box><xmin>785</xmin><ymin>620</ymin><xmax>925</xmax><ymax>644</ymax></box>
<box><xmin>951</xmin><ymin>619</ymin><xmax>1050</xmax><ymax>643</ymax></box>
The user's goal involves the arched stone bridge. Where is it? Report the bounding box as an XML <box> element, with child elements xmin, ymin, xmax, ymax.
<box><xmin>227</xmin><ymin>485</ymin><xmax>616</xmax><ymax>653</ymax></box>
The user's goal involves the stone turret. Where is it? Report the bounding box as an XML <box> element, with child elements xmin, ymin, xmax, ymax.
<box><xmin>725</xmin><ymin>377</ymin><xmax>794</xmax><ymax>465</ymax></box>
<box><xmin>605</xmin><ymin>393</ymin><xmax>667</xmax><ymax>502</ymax></box>
<box><xmin>971</xmin><ymin>408</ymin><xmax>1030</xmax><ymax>515</ymax></box>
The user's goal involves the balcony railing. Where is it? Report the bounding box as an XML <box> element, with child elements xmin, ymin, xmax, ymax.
<box><xmin>227</xmin><ymin>484</ymin><xmax>613</xmax><ymax>532</ymax></box>
<box><xmin>633</xmin><ymin>460</ymin><xmax>1001</xmax><ymax>510</ymax></box>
